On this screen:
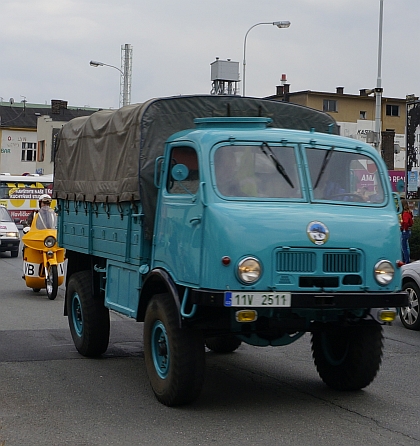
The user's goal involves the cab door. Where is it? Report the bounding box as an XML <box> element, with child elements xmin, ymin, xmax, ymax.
<box><xmin>153</xmin><ymin>144</ymin><xmax>204</xmax><ymax>286</ymax></box>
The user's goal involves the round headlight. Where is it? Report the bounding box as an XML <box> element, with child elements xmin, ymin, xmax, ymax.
<box><xmin>237</xmin><ymin>257</ymin><xmax>261</xmax><ymax>284</ymax></box>
<box><xmin>374</xmin><ymin>260</ymin><xmax>394</xmax><ymax>285</ymax></box>
<box><xmin>44</xmin><ymin>236</ymin><xmax>56</xmax><ymax>248</ymax></box>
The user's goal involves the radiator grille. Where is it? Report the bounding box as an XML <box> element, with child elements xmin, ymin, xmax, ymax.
<box><xmin>276</xmin><ymin>250</ymin><xmax>361</xmax><ymax>273</ymax></box>
<box><xmin>276</xmin><ymin>251</ymin><xmax>316</xmax><ymax>272</ymax></box>
<box><xmin>323</xmin><ymin>252</ymin><xmax>360</xmax><ymax>273</ymax></box>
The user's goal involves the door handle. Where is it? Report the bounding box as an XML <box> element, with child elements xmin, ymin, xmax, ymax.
<box><xmin>190</xmin><ymin>215</ymin><xmax>202</xmax><ymax>225</ymax></box>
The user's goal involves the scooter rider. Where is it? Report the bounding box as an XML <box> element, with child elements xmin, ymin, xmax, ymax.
<box><xmin>22</xmin><ymin>194</ymin><xmax>55</xmax><ymax>278</ymax></box>
<box><xmin>27</xmin><ymin>194</ymin><xmax>52</xmax><ymax>227</ymax></box>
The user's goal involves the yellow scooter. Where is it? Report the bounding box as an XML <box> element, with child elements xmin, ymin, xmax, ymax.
<box><xmin>22</xmin><ymin>207</ymin><xmax>65</xmax><ymax>300</ymax></box>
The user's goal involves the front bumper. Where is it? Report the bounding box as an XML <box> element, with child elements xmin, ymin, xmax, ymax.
<box><xmin>190</xmin><ymin>289</ymin><xmax>409</xmax><ymax>309</ymax></box>
<box><xmin>0</xmin><ymin>239</ymin><xmax>20</xmax><ymax>252</ymax></box>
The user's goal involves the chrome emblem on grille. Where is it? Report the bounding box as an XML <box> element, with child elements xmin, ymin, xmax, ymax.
<box><xmin>307</xmin><ymin>221</ymin><xmax>329</xmax><ymax>245</ymax></box>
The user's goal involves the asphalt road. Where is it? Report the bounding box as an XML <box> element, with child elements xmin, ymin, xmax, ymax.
<box><xmin>1</xmin><ymin>249</ymin><xmax>420</xmax><ymax>446</ymax></box>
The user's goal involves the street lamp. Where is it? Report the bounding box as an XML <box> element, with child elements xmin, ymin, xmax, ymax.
<box><xmin>242</xmin><ymin>21</ymin><xmax>290</xmax><ymax>97</ymax></box>
<box><xmin>89</xmin><ymin>60</ymin><xmax>128</xmax><ymax>107</ymax></box>
<box><xmin>374</xmin><ymin>0</ymin><xmax>384</xmax><ymax>152</ymax></box>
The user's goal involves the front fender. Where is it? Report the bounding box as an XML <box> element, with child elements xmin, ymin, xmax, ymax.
<box><xmin>138</xmin><ymin>268</ymin><xmax>182</xmax><ymax>326</ymax></box>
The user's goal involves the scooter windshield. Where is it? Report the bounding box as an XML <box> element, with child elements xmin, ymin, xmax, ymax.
<box><xmin>35</xmin><ymin>208</ymin><xmax>57</xmax><ymax>230</ymax></box>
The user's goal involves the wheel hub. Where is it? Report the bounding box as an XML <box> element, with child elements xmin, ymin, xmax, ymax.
<box><xmin>158</xmin><ymin>339</ymin><xmax>167</xmax><ymax>356</ymax></box>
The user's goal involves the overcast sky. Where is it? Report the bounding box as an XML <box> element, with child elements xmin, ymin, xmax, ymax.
<box><xmin>1</xmin><ymin>0</ymin><xmax>419</xmax><ymax>109</ymax></box>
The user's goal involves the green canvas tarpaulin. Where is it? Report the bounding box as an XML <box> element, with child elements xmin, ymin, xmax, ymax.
<box><xmin>54</xmin><ymin>95</ymin><xmax>337</xmax><ymax>238</ymax></box>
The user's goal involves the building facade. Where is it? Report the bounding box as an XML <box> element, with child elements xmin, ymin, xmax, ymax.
<box><xmin>268</xmin><ymin>85</ymin><xmax>410</xmax><ymax>171</ymax></box>
<box><xmin>0</xmin><ymin>100</ymin><xmax>99</xmax><ymax>175</ymax></box>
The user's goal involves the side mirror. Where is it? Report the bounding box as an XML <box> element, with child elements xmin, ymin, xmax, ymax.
<box><xmin>171</xmin><ymin>164</ymin><xmax>189</xmax><ymax>181</ymax></box>
<box><xmin>22</xmin><ymin>226</ymin><xmax>30</xmax><ymax>234</ymax></box>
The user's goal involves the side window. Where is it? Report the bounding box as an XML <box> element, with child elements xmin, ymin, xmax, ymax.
<box><xmin>167</xmin><ymin>146</ymin><xmax>200</xmax><ymax>195</ymax></box>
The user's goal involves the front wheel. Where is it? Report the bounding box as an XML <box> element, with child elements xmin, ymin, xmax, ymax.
<box><xmin>400</xmin><ymin>281</ymin><xmax>420</xmax><ymax>330</ymax></box>
<box><xmin>144</xmin><ymin>293</ymin><xmax>205</xmax><ymax>406</ymax></box>
<box><xmin>311</xmin><ymin>323</ymin><xmax>383</xmax><ymax>390</ymax></box>
<box><xmin>66</xmin><ymin>271</ymin><xmax>110</xmax><ymax>357</ymax></box>
<box><xmin>45</xmin><ymin>264</ymin><xmax>58</xmax><ymax>300</ymax></box>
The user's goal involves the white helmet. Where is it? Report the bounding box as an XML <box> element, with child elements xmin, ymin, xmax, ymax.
<box><xmin>38</xmin><ymin>194</ymin><xmax>52</xmax><ymax>206</ymax></box>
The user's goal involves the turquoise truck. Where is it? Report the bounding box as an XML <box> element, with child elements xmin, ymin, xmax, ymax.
<box><xmin>54</xmin><ymin>95</ymin><xmax>407</xmax><ymax>406</ymax></box>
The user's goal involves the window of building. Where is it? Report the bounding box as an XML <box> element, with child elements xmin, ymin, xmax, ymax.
<box><xmin>51</xmin><ymin>128</ymin><xmax>61</xmax><ymax>162</ymax></box>
<box><xmin>360</xmin><ymin>111</ymin><xmax>367</xmax><ymax>120</ymax></box>
<box><xmin>323</xmin><ymin>99</ymin><xmax>337</xmax><ymax>112</ymax></box>
<box><xmin>386</xmin><ymin>104</ymin><xmax>399</xmax><ymax>117</ymax></box>
<box><xmin>21</xmin><ymin>142</ymin><xmax>37</xmax><ymax>162</ymax></box>
<box><xmin>38</xmin><ymin>140</ymin><xmax>45</xmax><ymax>162</ymax></box>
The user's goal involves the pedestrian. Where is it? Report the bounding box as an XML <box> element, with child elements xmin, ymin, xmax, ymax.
<box><xmin>401</xmin><ymin>199</ymin><xmax>414</xmax><ymax>264</ymax></box>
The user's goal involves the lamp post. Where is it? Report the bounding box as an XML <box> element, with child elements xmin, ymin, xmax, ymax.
<box><xmin>90</xmin><ymin>60</ymin><xmax>128</xmax><ymax>107</ymax></box>
<box><xmin>242</xmin><ymin>21</ymin><xmax>290</xmax><ymax>97</ymax></box>
<box><xmin>374</xmin><ymin>0</ymin><xmax>384</xmax><ymax>152</ymax></box>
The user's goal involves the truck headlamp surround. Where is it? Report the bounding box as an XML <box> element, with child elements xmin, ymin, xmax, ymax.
<box><xmin>374</xmin><ymin>260</ymin><xmax>394</xmax><ymax>285</ymax></box>
<box><xmin>237</xmin><ymin>257</ymin><xmax>262</xmax><ymax>284</ymax></box>
<box><xmin>44</xmin><ymin>236</ymin><xmax>56</xmax><ymax>248</ymax></box>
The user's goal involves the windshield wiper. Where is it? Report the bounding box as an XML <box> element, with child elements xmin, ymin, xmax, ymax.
<box><xmin>313</xmin><ymin>146</ymin><xmax>335</xmax><ymax>189</ymax></box>
<box><xmin>260</xmin><ymin>142</ymin><xmax>294</xmax><ymax>188</ymax></box>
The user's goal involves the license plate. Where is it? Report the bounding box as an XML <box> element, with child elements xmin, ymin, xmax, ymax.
<box><xmin>224</xmin><ymin>292</ymin><xmax>291</xmax><ymax>307</ymax></box>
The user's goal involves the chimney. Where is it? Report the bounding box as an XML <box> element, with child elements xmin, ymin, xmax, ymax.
<box><xmin>276</xmin><ymin>85</ymin><xmax>284</xmax><ymax>96</ymax></box>
<box><xmin>359</xmin><ymin>89</ymin><xmax>368</xmax><ymax>96</ymax></box>
<box><xmin>51</xmin><ymin>99</ymin><xmax>68</xmax><ymax>114</ymax></box>
<box><xmin>281</xmin><ymin>84</ymin><xmax>290</xmax><ymax>102</ymax></box>
<box><xmin>336</xmin><ymin>87</ymin><xmax>344</xmax><ymax>95</ymax></box>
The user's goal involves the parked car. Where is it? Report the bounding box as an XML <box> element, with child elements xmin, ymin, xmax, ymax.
<box><xmin>400</xmin><ymin>261</ymin><xmax>420</xmax><ymax>330</ymax></box>
<box><xmin>0</xmin><ymin>205</ymin><xmax>20</xmax><ymax>257</ymax></box>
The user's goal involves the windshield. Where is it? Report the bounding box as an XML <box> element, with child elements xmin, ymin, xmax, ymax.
<box><xmin>0</xmin><ymin>207</ymin><xmax>12</xmax><ymax>222</ymax></box>
<box><xmin>306</xmin><ymin>147</ymin><xmax>385</xmax><ymax>203</ymax></box>
<box><xmin>214</xmin><ymin>145</ymin><xmax>302</xmax><ymax>198</ymax></box>
<box><xmin>35</xmin><ymin>207</ymin><xmax>57</xmax><ymax>230</ymax></box>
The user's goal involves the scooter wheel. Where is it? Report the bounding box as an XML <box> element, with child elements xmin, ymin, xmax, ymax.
<box><xmin>46</xmin><ymin>264</ymin><xmax>58</xmax><ymax>300</ymax></box>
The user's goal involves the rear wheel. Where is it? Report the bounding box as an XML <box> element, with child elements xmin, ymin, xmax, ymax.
<box><xmin>311</xmin><ymin>324</ymin><xmax>383</xmax><ymax>390</ymax></box>
<box><xmin>205</xmin><ymin>334</ymin><xmax>242</xmax><ymax>353</ymax></box>
<box><xmin>400</xmin><ymin>281</ymin><xmax>420</xmax><ymax>330</ymax></box>
<box><xmin>144</xmin><ymin>293</ymin><xmax>205</xmax><ymax>406</ymax></box>
<box><xmin>67</xmin><ymin>271</ymin><xmax>110</xmax><ymax>357</ymax></box>
<box><xmin>45</xmin><ymin>264</ymin><xmax>58</xmax><ymax>300</ymax></box>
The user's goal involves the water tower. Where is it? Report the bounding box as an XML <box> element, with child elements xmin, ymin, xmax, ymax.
<box><xmin>210</xmin><ymin>58</ymin><xmax>240</xmax><ymax>95</ymax></box>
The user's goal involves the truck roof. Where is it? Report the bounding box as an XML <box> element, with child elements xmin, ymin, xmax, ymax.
<box><xmin>54</xmin><ymin>95</ymin><xmax>337</xmax><ymax>239</ymax></box>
